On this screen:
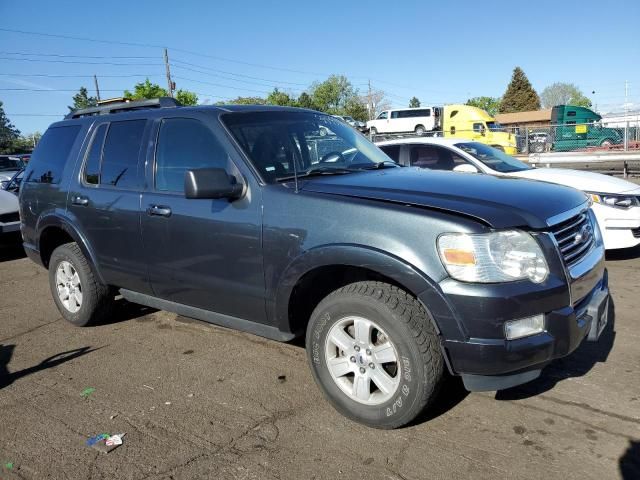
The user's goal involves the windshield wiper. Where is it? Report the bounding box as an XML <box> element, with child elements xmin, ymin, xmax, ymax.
<box><xmin>350</xmin><ymin>160</ymin><xmax>400</xmax><ymax>170</ymax></box>
<box><xmin>276</xmin><ymin>166</ymin><xmax>356</xmax><ymax>182</ymax></box>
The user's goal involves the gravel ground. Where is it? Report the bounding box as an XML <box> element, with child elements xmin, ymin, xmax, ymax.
<box><xmin>0</xmin><ymin>237</ymin><xmax>638</xmax><ymax>480</ymax></box>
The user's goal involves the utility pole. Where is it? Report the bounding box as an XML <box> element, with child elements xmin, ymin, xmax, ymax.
<box><xmin>93</xmin><ymin>74</ymin><xmax>101</xmax><ymax>102</ymax></box>
<box><xmin>367</xmin><ymin>80</ymin><xmax>373</xmax><ymax>121</ymax></box>
<box><xmin>164</xmin><ymin>48</ymin><xmax>174</xmax><ymax>98</ymax></box>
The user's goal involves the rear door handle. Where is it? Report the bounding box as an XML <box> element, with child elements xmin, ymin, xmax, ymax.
<box><xmin>71</xmin><ymin>195</ymin><xmax>89</xmax><ymax>206</ymax></box>
<box><xmin>147</xmin><ymin>205</ymin><xmax>172</xmax><ymax>217</ymax></box>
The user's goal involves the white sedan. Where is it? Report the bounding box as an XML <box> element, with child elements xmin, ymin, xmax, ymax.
<box><xmin>0</xmin><ymin>188</ymin><xmax>20</xmax><ymax>236</ymax></box>
<box><xmin>377</xmin><ymin>137</ymin><xmax>640</xmax><ymax>250</ymax></box>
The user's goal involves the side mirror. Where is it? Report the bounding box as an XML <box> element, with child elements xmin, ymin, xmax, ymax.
<box><xmin>453</xmin><ymin>164</ymin><xmax>479</xmax><ymax>174</ymax></box>
<box><xmin>184</xmin><ymin>168</ymin><xmax>244</xmax><ymax>200</ymax></box>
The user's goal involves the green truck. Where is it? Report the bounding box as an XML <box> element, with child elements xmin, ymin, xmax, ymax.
<box><xmin>550</xmin><ymin>105</ymin><xmax>622</xmax><ymax>151</ymax></box>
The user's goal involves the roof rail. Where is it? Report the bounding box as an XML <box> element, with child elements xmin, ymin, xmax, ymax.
<box><xmin>65</xmin><ymin>97</ymin><xmax>182</xmax><ymax>119</ymax></box>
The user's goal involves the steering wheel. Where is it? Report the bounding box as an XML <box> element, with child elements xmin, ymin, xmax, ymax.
<box><xmin>319</xmin><ymin>151</ymin><xmax>346</xmax><ymax>164</ymax></box>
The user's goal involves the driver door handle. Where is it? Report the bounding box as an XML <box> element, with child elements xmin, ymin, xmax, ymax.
<box><xmin>71</xmin><ymin>195</ymin><xmax>89</xmax><ymax>206</ymax></box>
<box><xmin>147</xmin><ymin>204</ymin><xmax>172</xmax><ymax>217</ymax></box>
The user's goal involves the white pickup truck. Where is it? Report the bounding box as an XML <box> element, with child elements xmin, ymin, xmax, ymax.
<box><xmin>366</xmin><ymin>107</ymin><xmax>439</xmax><ymax>136</ymax></box>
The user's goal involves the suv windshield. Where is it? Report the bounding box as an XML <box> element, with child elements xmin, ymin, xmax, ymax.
<box><xmin>0</xmin><ymin>157</ymin><xmax>24</xmax><ymax>172</ymax></box>
<box><xmin>223</xmin><ymin>111</ymin><xmax>393</xmax><ymax>183</ymax></box>
<box><xmin>455</xmin><ymin>142</ymin><xmax>531</xmax><ymax>173</ymax></box>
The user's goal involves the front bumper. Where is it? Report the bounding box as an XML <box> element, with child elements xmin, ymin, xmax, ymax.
<box><xmin>424</xmin><ymin>230</ymin><xmax>607</xmax><ymax>391</ymax></box>
<box><xmin>503</xmin><ymin>146</ymin><xmax>518</xmax><ymax>155</ymax></box>
<box><xmin>592</xmin><ymin>203</ymin><xmax>640</xmax><ymax>250</ymax></box>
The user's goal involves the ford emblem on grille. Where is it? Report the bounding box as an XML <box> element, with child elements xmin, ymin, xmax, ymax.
<box><xmin>574</xmin><ymin>224</ymin><xmax>592</xmax><ymax>245</ymax></box>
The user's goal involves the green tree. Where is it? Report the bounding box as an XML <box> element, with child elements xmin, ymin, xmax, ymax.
<box><xmin>123</xmin><ymin>79</ymin><xmax>198</xmax><ymax>105</ymax></box>
<box><xmin>310</xmin><ymin>75</ymin><xmax>356</xmax><ymax>114</ymax></box>
<box><xmin>499</xmin><ymin>67</ymin><xmax>541</xmax><ymax>113</ymax></box>
<box><xmin>540</xmin><ymin>82</ymin><xmax>591</xmax><ymax>108</ymax></box>
<box><xmin>408</xmin><ymin>96</ymin><xmax>421</xmax><ymax>108</ymax></box>
<box><xmin>344</xmin><ymin>97</ymin><xmax>369</xmax><ymax>122</ymax></box>
<box><xmin>10</xmin><ymin>132</ymin><xmax>40</xmax><ymax>153</ymax></box>
<box><xmin>266</xmin><ymin>88</ymin><xmax>296</xmax><ymax>107</ymax></box>
<box><xmin>296</xmin><ymin>92</ymin><xmax>315</xmax><ymax>110</ymax></box>
<box><xmin>68</xmin><ymin>87</ymin><xmax>97</xmax><ymax>112</ymax></box>
<box><xmin>222</xmin><ymin>96</ymin><xmax>267</xmax><ymax>105</ymax></box>
<box><xmin>0</xmin><ymin>101</ymin><xmax>20</xmax><ymax>154</ymax></box>
<box><xmin>465</xmin><ymin>96</ymin><xmax>502</xmax><ymax>116</ymax></box>
<box><xmin>124</xmin><ymin>79</ymin><xmax>168</xmax><ymax>100</ymax></box>
<box><xmin>175</xmin><ymin>89</ymin><xmax>198</xmax><ymax>106</ymax></box>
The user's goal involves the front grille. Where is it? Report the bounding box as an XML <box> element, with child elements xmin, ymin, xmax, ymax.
<box><xmin>0</xmin><ymin>211</ymin><xmax>19</xmax><ymax>223</ymax></box>
<box><xmin>632</xmin><ymin>227</ymin><xmax>640</xmax><ymax>238</ymax></box>
<box><xmin>550</xmin><ymin>212</ymin><xmax>595</xmax><ymax>266</ymax></box>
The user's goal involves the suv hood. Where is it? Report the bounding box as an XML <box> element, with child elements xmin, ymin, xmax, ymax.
<box><xmin>0</xmin><ymin>170</ymin><xmax>20</xmax><ymax>182</ymax></box>
<box><xmin>301</xmin><ymin>168</ymin><xmax>587</xmax><ymax>229</ymax></box>
<box><xmin>505</xmin><ymin>168</ymin><xmax>640</xmax><ymax>195</ymax></box>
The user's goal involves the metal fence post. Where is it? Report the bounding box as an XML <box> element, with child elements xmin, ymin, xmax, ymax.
<box><xmin>624</xmin><ymin>121</ymin><xmax>629</xmax><ymax>152</ymax></box>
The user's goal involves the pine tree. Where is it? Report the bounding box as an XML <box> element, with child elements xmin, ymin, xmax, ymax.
<box><xmin>68</xmin><ymin>87</ymin><xmax>98</xmax><ymax>112</ymax></box>
<box><xmin>409</xmin><ymin>96</ymin><xmax>421</xmax><ymax>108</ymax></box>
<box><xmin>0</xmin><ymin>101</ymin><xmax>20</xmax><ymax>154</ymax></box>
<box><xmin>499</xmin><ymin>67</ymin><xmax>541</xmax><ymax>113</ymax></box>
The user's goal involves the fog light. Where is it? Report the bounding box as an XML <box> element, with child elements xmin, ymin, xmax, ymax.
<box><xmin>504</xmin><ymin>314</ymin><xmax>545</xmax><ymax>340</ymax></box>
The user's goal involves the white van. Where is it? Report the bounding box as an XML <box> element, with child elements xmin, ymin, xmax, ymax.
<box><xmin>366</xmin><ymin>108</ymin><xmax>437</xmax><ymax>135</ymax></box>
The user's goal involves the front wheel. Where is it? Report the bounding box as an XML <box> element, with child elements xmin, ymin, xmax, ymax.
<box><xmin>306</xmin><ymin>281</ymin><xmax>443</xmax><ymax>429</ymax></box>
<box><xmin>369</xmin><ymin>127</ymin><xmax>378</xmax><ymax>135</ymax></box>
<box><xmin>415</xmin><ymin>125</ymin><xmax>426</xmax><ymax>136</ymax></box>
<box><xmin>600</xmin><ymin>138</ymin><xmax>614</xmax><ymax>147</ymax></box>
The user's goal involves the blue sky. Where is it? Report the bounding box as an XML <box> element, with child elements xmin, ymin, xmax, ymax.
<box><xmin>1</xmin><ymin>0</ymin><xmax>639</xmax><ymax>134</ymax></box>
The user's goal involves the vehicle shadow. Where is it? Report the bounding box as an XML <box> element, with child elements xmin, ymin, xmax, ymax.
<box><xmin>95</xmin><ymin>298</ymin><xmax>158</xmax><ymax>326</ymax></box>
<box><xmin>606</xmin><ymin>244</ymin><xmax>640</xmax><ymax>261</ymax></box>
<box><xmin>0</xmin><ymin>233</ymin><xmax>26</xmax><ymax>262</ymax></box>
<box><xmin>410</xmin><ymin>373</ymin><xmax>470</xmax><ymax>426</ymax></box>
<box><xmin>0</xmin><ymin>344</ymin><xmax>98</xmax><ymax>390</ymax></box>
<box><xmin>620</xmin><ymin>440</ymin><xmax>640</xmax><ymax>479</ymax></box>
<box><xmin>495</xmin><ymin>298</ymin><xmax>616</xmax><ymax>401</ymax></box>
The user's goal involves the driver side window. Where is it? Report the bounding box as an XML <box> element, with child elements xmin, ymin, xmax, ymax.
<box><xmin>377</xmin><ymin>111</ymin><xmax>388</xmax><ymax>120</ymax></box>
<box><xmin>155</xmin><ymin>118</ymin><xmax>229</xmax><ymax>192</ymax></box>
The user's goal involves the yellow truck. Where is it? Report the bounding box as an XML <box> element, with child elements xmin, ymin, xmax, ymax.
<box><xmin>439</xmin><ymin>104</ymin><xmax>517</xmax><ymax>155</ymax></box>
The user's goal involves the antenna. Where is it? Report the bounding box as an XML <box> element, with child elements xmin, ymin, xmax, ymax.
<box><xmin>292</xmin><ymin>146</ymin><xmax>299</xmax><ymax>193</ymax></box>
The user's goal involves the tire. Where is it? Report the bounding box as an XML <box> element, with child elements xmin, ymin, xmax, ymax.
<box><xmin>48</xmin><ymin>242</ymin><xmax>114</xmax><ymax>326</ymax></box>
<box><xmin>369</xmin><ymin>127</ymin><xmax>377</xmax><ymax>135</ymax></box>
<box><xmin>532</xmin><ymin>142</ymin><xmax>545</xmax><ymax>153</ymax></box>
<box><xmin>600</xmin><ymin>139</ymin><xmax>613</xmax><ymax>147</ymax></box>
<box><xmin>492</xmin><ymin>145</ymin><xmax>505</xmax><ymax>152</ymax></box>
<box><xmin>415</xmin><ymin>125</ymin><xmax>426</xmax><ymax>136</ymax></box>
<box><xmin>306</xmin><ymin>281</ymin><xmax>443</xmax><ymax>429</ymax></box>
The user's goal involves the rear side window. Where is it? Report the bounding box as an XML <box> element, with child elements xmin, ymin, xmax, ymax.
<box><xmin>84</xmin><ymin>124</ymin><xmax>108</xmax><ymax>185</ymax></box>
<box><xmin>155</xmin><ymin>118</ymin><xmax>228</xmax><ymax>192</ymax></box>
<box><xmin>380</xmin><ymin>145</ymin><xmax>401</xmax><ymax>162</ymax></box>
<box><xmin>100</xmin><ymin>120</ymin><xmax>146</xmax><ymax>188</ymax></box>
<box><xmin>27</xmin><ymin>125</ymin><xmax>81</xmax><ymax>184</ymax></box>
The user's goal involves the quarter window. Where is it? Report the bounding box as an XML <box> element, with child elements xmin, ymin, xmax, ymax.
<box><xmin>409</xmin><ymin>145</ymin><xmax>467</xmax><ymax>171</ymax></box>
<box><xmin>84</xmin><ymin>124</ymin><xmax>108</xmax><ymax>185</ymax></box>
<box><xmin>155</xmin><ymin>118</ymin><xmax>228</xmax><ymax>192</ymax></box>
<box><xmin>100</xmin><ymin>120</ymin><xmax>146</xmax><ymax>188</ymax></box>
<box><xmin>26</xmin><ymin>125</ymin><xmax>81</xmax><ymax>184</ymax></box>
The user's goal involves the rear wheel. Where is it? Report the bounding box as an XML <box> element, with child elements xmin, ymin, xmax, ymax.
<box><xmin>492</xmin><ymin>145</ymin><xmax>505</xmax><ymax>152</ymax></box>
<box><xmin>306</xmin><ymin>281</ymin><xmax>443</xmax><ymax>429</ymax></box>
<box><xmin>48</xmin><ymin>242</ymin><xmax>114</xmax><ymax>326</ymax></box>
<box><xmin>369</xmin><ymin>127</ymin><xmax>378</xmax><ymax>135</ymax></box>
<box><xmin>415</xmin><ymin>125</ymin><xmax>426</xmax><ymax>136</ymax></box>
<box><xmin>600</xmin><ymin>138</ymin><xmax>614</xmax><ymax>147</ymax></box>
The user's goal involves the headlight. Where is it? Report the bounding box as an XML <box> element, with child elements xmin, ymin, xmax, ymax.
<box><xmin>588</xmin><ymin>193</ymin><xmax>639</xmax><ymax>209</ymax></box>
<box><xmin>438</xmin><ymin>230</ymin><xmax>549</xmax><ymax>283</ymax></box>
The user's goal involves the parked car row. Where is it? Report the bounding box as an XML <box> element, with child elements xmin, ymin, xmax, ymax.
<box><xmin>17</xmin><ymin>99</ymin><xmax>612</xmax><ymax>429</ymax></box>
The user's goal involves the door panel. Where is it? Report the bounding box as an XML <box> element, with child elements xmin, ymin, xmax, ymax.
<box><xmin>67</xmin><ymin>119</ymin><xmax>150</xmax><ymax>293</ymax></box>
<box><xmin>141</xmin><ymin>115</ymin><xmax>266</xmax><ymax>323</ymax></box>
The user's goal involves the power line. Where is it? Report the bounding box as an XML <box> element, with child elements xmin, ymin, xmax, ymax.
<box><xmin>171</xmin><ymin>59</ymin><xmax>309</xmax><ymax>86</ymax></box>
<box><xmin>0</xmin><ymin>73</ymin><xmax>163</xmax><ymax>78</ymax></box>
<box><xmin>0</xmin><ymin>56</ymin><xmax>162</xmax><ymax>66</ymax></box>
<box><xmin>0</xmin><ymin>88</ymin><xmax>128</xmax><ymax>92</ymax></box>
<box><xmin>0</xmin><ymin>50</ymin><xmax>157</xmax><ymax>59</ymax></box>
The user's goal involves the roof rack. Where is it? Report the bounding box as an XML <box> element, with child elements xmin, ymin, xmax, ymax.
<box><xmin>65</xmin><ymin>97</ymin><xmax>182</xmax><ymax>119</ymax></box>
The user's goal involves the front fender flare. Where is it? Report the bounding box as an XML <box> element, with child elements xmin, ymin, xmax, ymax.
<box><xmin>272</xmin><ymin>244</ymin><xmax>466</xmax><ymax>341</ymax></box>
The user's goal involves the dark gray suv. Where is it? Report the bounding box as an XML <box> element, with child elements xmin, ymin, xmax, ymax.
<box><xmin>20</xmin><ymin>98</ymin><xmax>609</xmax><ymax>428</ymax></box>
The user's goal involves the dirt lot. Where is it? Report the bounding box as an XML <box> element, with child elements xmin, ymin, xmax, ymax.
<box><xmin>0</xmin><ymin>238</ymin><xmax>639</xmax><ymax>480</ymax></box>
